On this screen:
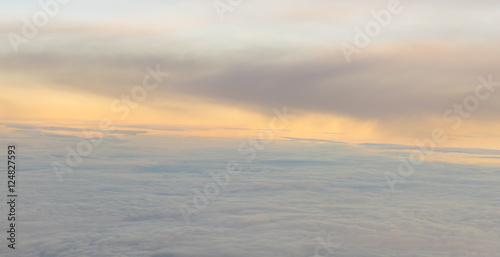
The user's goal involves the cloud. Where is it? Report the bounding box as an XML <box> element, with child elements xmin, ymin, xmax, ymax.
<box><xmin>2</xmin><ymin>0</ymin><xmax>500</xmax><ymax>127</ymax></box>
<box><xmin>2</xmin><ymin>2</ymin><xmax>500</xmax><ymax>255</ymax></box>
<box><xmin>4</xmin><ymin>123</ymin><xmax>148</xmax><ymax>135</ymax></box>
<box><xmin>2</xmin><ymin>43</ymin><xmax>500</xmax><ymax>125</ymax></box>
<box><xmin>5</xmin><ymin>132</ymin><xmax>500</xmax><ymax>256</ymax></box>
<box><xmin>361</xmin><ymin>142</ymin><xmax>500</xmax><ymax>155</ymax></box>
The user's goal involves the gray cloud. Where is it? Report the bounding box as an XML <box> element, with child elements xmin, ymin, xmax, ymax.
<box><xmin>361</xmin><ymin>143</ymin><xmax>500</xmax><ymax>155</ymax></box>
<box><xmin>2</xmin><ymin>44</ymin><xmax>500</xmax><ymax>123</ymax></box>
<box><xmin>4</xmin><ymin>131</ymin><xmax>500</xmax><ymax>256</ymax></box>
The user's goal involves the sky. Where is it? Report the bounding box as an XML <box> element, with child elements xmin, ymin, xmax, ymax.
<box><xmin>1</xmin><ymin>0</ymin><xmax>500</xmax><ymax>256</ymax></box>
<box><xmin>1</xmin><ymin>0</ymin><xmax>500</xmax><ymax>148</ymax></box>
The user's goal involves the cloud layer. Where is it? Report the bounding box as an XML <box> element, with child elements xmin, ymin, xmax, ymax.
<box><xmin>1</xmin><ymin>128</ymin><xmax>500</xmax><ymax>256</ymax></box>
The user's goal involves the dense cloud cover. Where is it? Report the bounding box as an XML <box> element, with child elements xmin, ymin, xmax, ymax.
<box><xmin>1</xmin><ymin>1</ymin><xmax>500</xmax><ymax>256</ymax></box>
<box><xmin>1</xmin><ymin>127</ymin><xmax>500</xmax><ymax>256</ymax></box>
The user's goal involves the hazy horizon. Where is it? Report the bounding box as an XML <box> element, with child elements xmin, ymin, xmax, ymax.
<box><xmin>1</xmin><ymin>0</ymin><xmax>500</xmax><ymax>256</ymax></box>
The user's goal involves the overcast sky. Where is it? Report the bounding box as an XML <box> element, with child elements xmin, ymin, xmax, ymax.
<box><xmin>2</xmin><ymin>0</ymin><xmax>500</xmax><ymax>149</ymax></box>
<box><xmin>1</xmin><ymin>1</ymin><xmax>500</xmax><ymax>256</ymax></box>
